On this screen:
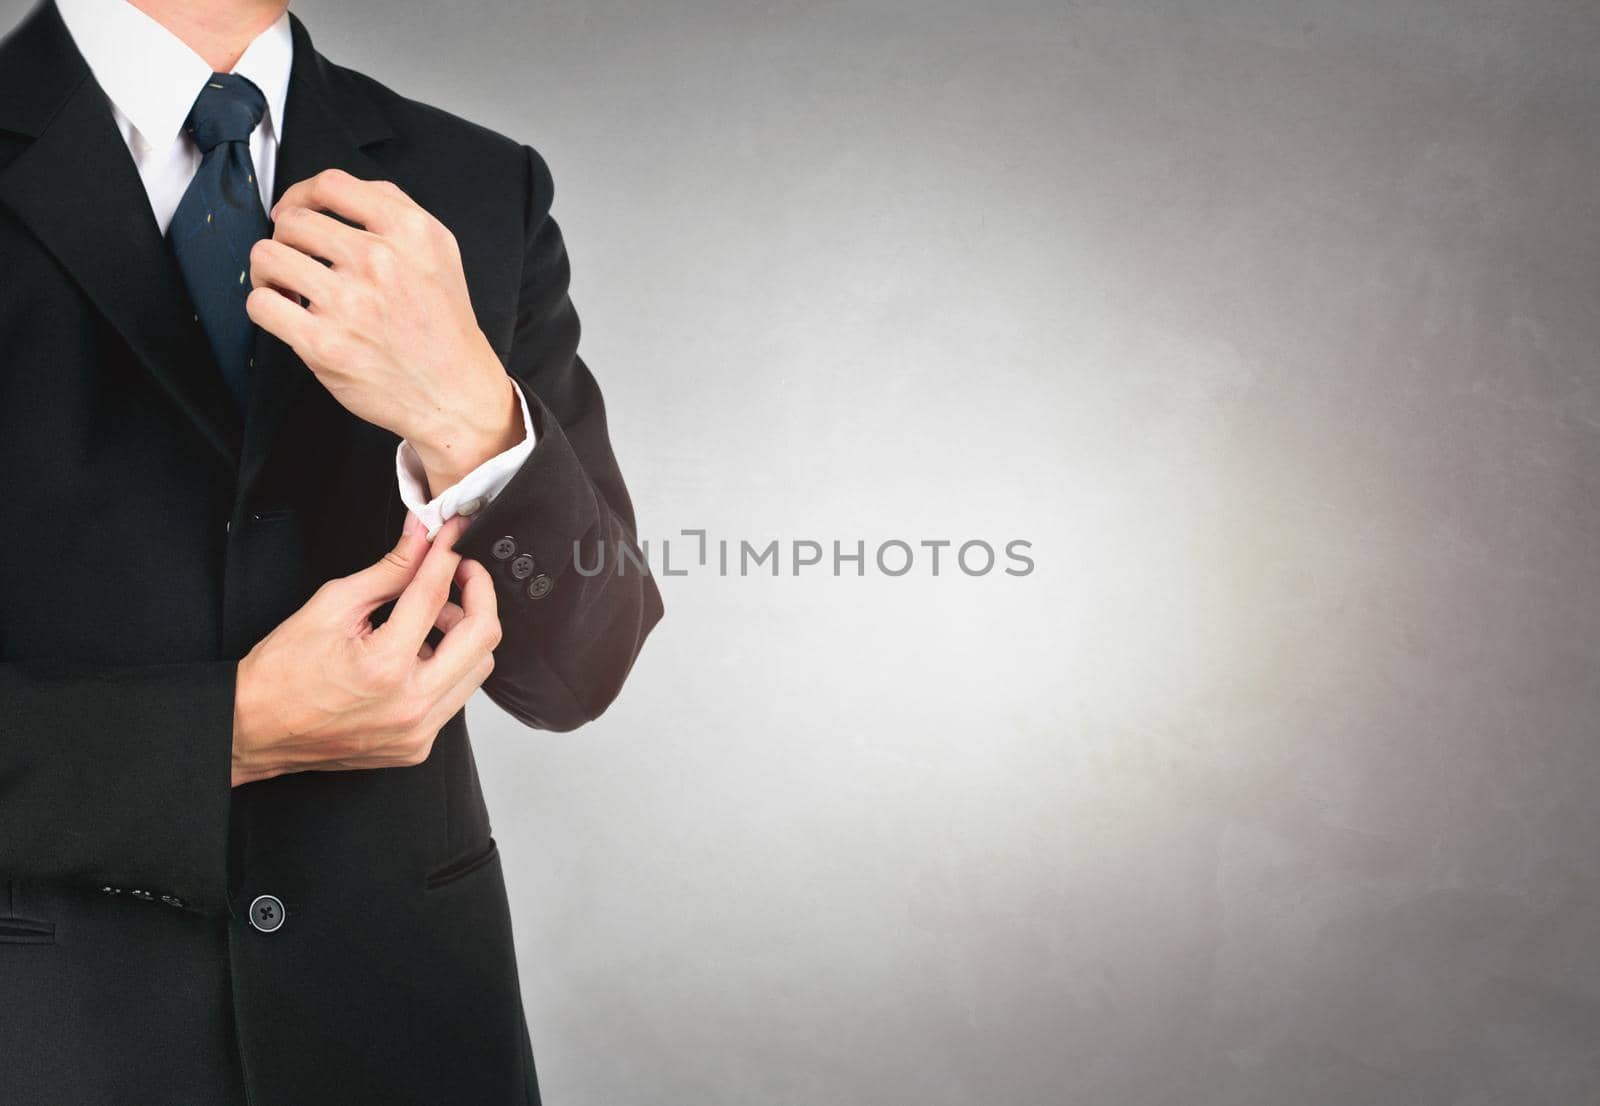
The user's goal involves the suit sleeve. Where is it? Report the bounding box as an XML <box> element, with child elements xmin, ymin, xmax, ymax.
<box><xmin>454</xmin><ymin>145</ymin><xmax>664</xmax><ymax>731</ymax></box>
<box><xmin>0</xmin><ymin>661</ymin><xmax>236</xmax><ymax>912</ymax></box>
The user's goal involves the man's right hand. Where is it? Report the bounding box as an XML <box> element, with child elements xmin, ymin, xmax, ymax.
<box><xmin>230</xmin><ymin>513</ymin><xmax>501</xmax><ymax>787</ymax></box>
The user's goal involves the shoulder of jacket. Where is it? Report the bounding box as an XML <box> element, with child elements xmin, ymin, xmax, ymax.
<box><xmin>331</xmin><ymin>62</ymin><xmax>533</xmax><ymax>176</ymax></box>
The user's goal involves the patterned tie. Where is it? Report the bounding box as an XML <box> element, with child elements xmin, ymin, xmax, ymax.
<box><xmin>166</xmin><ymin>72</ymin><xmax>272</xmax><ymax>411</ymax></box>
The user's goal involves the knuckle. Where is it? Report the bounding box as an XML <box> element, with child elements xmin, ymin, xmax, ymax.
<box><xmin>364</xmin><ymin>240</ymin><xmax>397</xmax><ymax>279</ymax></box>
<box><xmin>403</xmin><ymin>208</ymin><xmax>433</xmax><ymax>238</ymax></box>
<box><xmin>306</xmin><ymin>331</ymin><xmax>333</xmax><ymax>363</ymax></box>
<box><xmin>314</xmin><ymin>331</ymin><xmax>350</xmax><ymax>365</ymax></box>
<box><xmin>379</xmin><ymin>547</ymin><xmax>417</xmax><ymax>575</ymax></box>
<box><xmin>393</xmin><ymin>697</ymin><xmax>430</xmax><ymax>733</ymax></box>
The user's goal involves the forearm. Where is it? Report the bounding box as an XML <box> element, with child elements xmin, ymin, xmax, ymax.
<box><xmin>434</xmin><ymin>140</ymin><xmax>664</xmax><ymax>727</ymax></box>
<box><xmin>455</xmin><ymin>394</ymin><xmax>663</xmax><ymax>729</ymax></box>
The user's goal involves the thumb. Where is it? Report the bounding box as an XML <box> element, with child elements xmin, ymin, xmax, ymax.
<box><xmin>329</xmin><ymin>512</ymin><xmax>431</xmax><ymax>608</ymax></box>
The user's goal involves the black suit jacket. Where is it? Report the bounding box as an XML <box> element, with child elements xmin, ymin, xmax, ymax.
<box><xmin>0</xmin><ymin>3</ymin><xmax>662</xmax><ymax>1102</ymax></box>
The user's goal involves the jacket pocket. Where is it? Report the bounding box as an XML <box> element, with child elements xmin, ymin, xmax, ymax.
<box><xmin>0</xmin><ymin>916</ymin><xmax>55</xmax><ymax>944</ymax></box>
<box><xmin>424</xmin><ymin>837</ymin><xmax>499</xmax><ymax>892</ymax></box>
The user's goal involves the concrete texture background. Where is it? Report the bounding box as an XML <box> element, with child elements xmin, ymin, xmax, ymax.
<box><xmin>11</xmin><ymin>0</ymin><xmax>1600</xmax><ymax>1102</ymax></box>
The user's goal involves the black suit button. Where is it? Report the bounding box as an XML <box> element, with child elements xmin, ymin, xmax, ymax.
<box><xmin>249</xmin><ymin>893</ymin><xmax>286</xmax><ymax>933</ymax></box>
<box><xmin>509</xmin><ymin>554</ymin><xmax>536</xmax><ymax>580</ymax></box>
<box><xmin>526</xmin><ymin>574</ymin><xmax>553</xmax><ymax>600</ymax></box>
<box><xmin>491</xmin><ymin>536</ymin><xmax>517</xmax><ymax>561</ymax></box>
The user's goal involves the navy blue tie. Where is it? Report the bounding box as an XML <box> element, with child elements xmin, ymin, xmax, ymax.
<box><xmin>166</xmin><ymin>72</ymin><xmax>272</xmax><ymax>411</ymax></box>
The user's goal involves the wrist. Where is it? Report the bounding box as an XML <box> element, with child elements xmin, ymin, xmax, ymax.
<box><xmin>412</xmin><ymin>371</ymin><xmax>523</xmax><ymax>495</ymax></box>
<box><xmin>231</xmin><ymin>651</ymin><xmax>280</xmax><ymax>787</ymax></box>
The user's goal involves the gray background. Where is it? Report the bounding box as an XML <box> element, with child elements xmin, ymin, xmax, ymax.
<box><xmin>25</xmin><ymin>0</ymin><xmax>1600</xmax><ymax>1102</ymax></box>
<box><xmin>304</xmin><ymin>2</ymin><xmax>1600</xmax><ymax>1103</ymax></box>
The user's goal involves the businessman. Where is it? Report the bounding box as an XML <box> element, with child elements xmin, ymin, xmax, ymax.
<box><xmin>0</xmin><ymin>0</ymin><xmax>663</xmax><ymax>1102</ymax></box>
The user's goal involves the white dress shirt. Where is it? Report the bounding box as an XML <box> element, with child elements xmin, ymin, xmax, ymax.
<box><xmin>53</xmin><ymin>0</ymin><xmax>535</xmax><ymax>536</ymax></box>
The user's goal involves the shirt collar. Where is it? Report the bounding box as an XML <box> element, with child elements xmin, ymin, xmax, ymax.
<box><xmin>54</xmin><ymin>0</ymin><xmax>293</xmax><ymax>151</ymax></box>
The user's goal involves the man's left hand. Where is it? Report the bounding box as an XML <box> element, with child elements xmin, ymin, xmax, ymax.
<box><xmin>246</xmin><ymin>168</ymin><xmax>524</xmax><ymax>493</ymax></box>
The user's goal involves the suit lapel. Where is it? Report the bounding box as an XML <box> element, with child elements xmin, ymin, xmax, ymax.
<box><xmin>237</xmin><ymin>12</ymin><xmax>394</xmax><ymax>501</ymax></box>
<box><xmin>0</xmin><ymin>0</ymin><xmax>243</xmax><ymax>469</ymax></box>
<box><xmin>0</xmin><ymin>3</ymin><xmax>397</xmax><ymax>495</ymax></box>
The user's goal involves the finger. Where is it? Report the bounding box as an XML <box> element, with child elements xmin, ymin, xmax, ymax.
<box><xmin>454</xmin><ymin>555</ymin><xmax>486</xmax><ymax>592</ymax></box>
<box><xmin>271</xmin><ymin>204</ymin><xmax>373</xmax><ymax>269</ymax></box>
<box><xmin>416</xmin><ymin>649</ymin><xmax>496</xmax><ymax>737</ymax></box>
<box><xmin>463</xmin><ymin>563</ymin><xmax>499</xmax><ymax>657</ymax></box>
<box><xmin>420</xmin><ymin>555</ymin><xmax>500</xmax><ymax>687</ymax></box>
<box><xmin>455</xmin><ymin>554</ymin><xmax>498</xmax><ymax>618</ymax></box>
<box><xmin>249</xmin><ymin>238</ymin><xmax>337</xmax><ymax>306</ymax></box>
<box><xmin>375</xmin><ymin>516</ymin><xmax>470</xmax><ymax>651</ymax></box>
<box><xmin>245</xmin><ymin>285</ymin><xmax>318</xmax><ymax>350</ymax></box>
<box><xmin>324</xmin><ymin>521</ymin><xmax>431</xmax><ymax>610</ymax></box>
<box><xmin>272</xmin><ymin>168</ymin><xmax>411</xmax><ymax>237</ymax></box>
<box><xmin>434</xmin><ymin>600</ymin><xmax>465</xmax><ymax>636</ymax></box>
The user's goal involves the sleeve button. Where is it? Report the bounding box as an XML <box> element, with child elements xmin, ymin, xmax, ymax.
<box><xmin>490</xmin><ymin>536</ymin><xmax>517</xmax><ymax>561</ymax></box>
<box><xmin>509</xmin><ymin>554</ymin><xmax>536</xmax><ymax>580</ymax></box>
<box><xmin>526</xmin><ymin>574</ymin><xmax>553</xmax><ymax>600</ymax></box>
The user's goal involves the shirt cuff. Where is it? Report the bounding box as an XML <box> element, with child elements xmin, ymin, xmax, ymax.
<box><xmin>395</xmin><ymin>381</ymin><xmax>536</xmax><ymax>539</ymax></box>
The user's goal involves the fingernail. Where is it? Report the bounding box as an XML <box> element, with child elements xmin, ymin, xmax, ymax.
<box><xmin>403</xmin><ymin>512</ymin><xmax>423</xmax><ymax>537</ymax></box>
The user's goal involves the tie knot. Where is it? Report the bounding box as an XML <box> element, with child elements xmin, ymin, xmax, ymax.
<box><xmin>184</xmin><ymin>72</ymin><xmax>267</xmax><ymax>152</ymax></box>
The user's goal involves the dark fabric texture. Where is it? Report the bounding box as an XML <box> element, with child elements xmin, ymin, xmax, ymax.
<box><xmin>167</xmin><ymin>71</ymin><xmax>273</xmax><ymax>409</ymax></box>
<box><xmin>0</xmin><ymin>2</ymin><xmax>664</xmax><ymax>1103</ymax></box>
